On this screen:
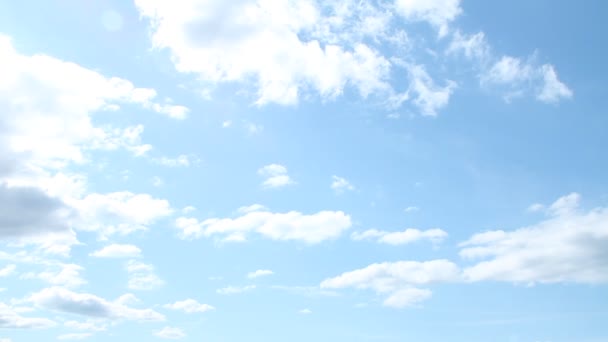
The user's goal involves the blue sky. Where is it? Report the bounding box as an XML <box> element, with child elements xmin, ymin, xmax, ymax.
<box><xmin>0</xmin><ymin>0</ymin><xmax>607</xmax><ymax>341</ymax></box>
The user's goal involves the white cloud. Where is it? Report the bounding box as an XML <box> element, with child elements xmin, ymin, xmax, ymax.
<box><xmin>0</xmin><ymin>264</ymin><xmax>15</xmax><ymax>277</ymax></box>
<box><xmin>351</xmin><ymin>228</ymin><xmax>447</xmax><ymax>245</ymax></box>
<box><xmin>537</xmin><ymin>64</ymin><xmax>573</xmax><ymax>103</ymax></box>
<box><xmin>298</xmin><ymin>308</ymin><xmax>312</xmax><ymax>314</ymax></box>
<box><xmin>29</xmin><ymin>287</ymin><xmax>164</xmax><ymax>321</ymax></box>
<box><xmin>527</xmin><ymin>203</ymin><xmax>545</xmax><ymax>213</ymax></box>
<box><xmin>154</xmin><ymin>326</ymin><xmax>186</xmax><ymax>339</ymax></box>
<box><xmin>404</xmin><ymin>206</ymin><xmax>420</xmax><ymax>213</ymax></box>
<box><xmin>394</xmin><ymin>0</ymin><xmax>462</xmax><ymax>37</ymax></box>
<box><xmin>163</xmin><ymin>299</ymin><xmax>214</xmax><ymax>314</ymax></box>
<box><xmin>71</xmin><ymin>191</ymin><xmax>173</xmax><ymax>237</ymax></box>
<box><xmin>407</xmin><ymin>64</ymin><xmax>456</xmax><ymax>116</ymax></box>
<box><xmin>258</xmin><ymin>164</ymin><xmax>294</xmax><ymax>189</ymax></box>
<box><xmin>89</xmin><ymin>244</ymin><xmax>142</xmax><ymax>258</ymax></box>
<box><xmin>21</xmin><ymin>263</ymin><xmax>87</xmax><ymax>288</ymax></box>
<box><xmin>331</xmin><ymin>176</ymin><xmax>355</xmax><ymax>193</ymax></box>
<box><xmin>321</xmin><ymin>259</ymin><xmax>460</xmax><ymax>308</ymax></box>
<box><xmin>125</xmin><ymin>260</ymin><xmax>164</xmax><ymax>291</ymax></box>
<box><xmin>216</xmin><ymin>285</ymin><xmax>256</xmax><ymax>295</ymax></box>
<box><xmin>247</xmin><ymin>269</ymin><xmax>274</xmax><ymax>279</ymax></box>
<box><xmin>174</xmin><ymin>209</ymin><xmax>351</xmax><ymax>243</ymax></box>
<box><xmin>237</xmin><ymin>204</ymin><xmax>266</xmax><ymax>214</ymax></box>
<box><xmin>0</xmin><ymin>302</ymin><xmax>56</xmax><ymax>329</ymax></box>
<box><xmin>222</xmin><ymin>120</ymin><xmax>232</xmax><ymax>128</ymax></box>
<box><xmin>447</xmin><ymin>31</ymin><xmax>490</xmax><ymax>61</ymax></box>
<box><xmin>153</xmin><ymin>155</ymin><xmax>195</xmax><ymax>167</ymax></box>
<box><xmin>57</xmin><ymin>333</ymin><xmax>93</xmax><ymax>341</ymax></box>
<box><xmin>460</xmin><ymin>193</ymin><xmax>608</xmax><ymax>284</ymax></box>
<box><xmin>134</xmin><ymin>0</ymin><xmax>392</xmax><ymax>106</ymax></box>
<box><xmin>482</xmin><ymin>56</ymin><xmax>572</xmax><ymax>103</ymax></box>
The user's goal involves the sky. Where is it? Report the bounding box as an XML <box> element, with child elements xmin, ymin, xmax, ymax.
<box><xmin>0</xmin><ymin>0</ymin><xmax>607</xmax><ymax>341</ymax></box>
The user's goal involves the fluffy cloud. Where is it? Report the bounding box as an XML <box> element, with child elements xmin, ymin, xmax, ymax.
<box><xmin>0</xmin><ymin>34</ymin><xmax>180</xmax><ymax>254</ymax></box>
<box><xmin>258</xmin><ymin>164</ymin><xmax>294</xmax><ymax>189</ymax></box>
<box><xmin>0</xmin><ymin>264</ymin><xmax>15</xmax><ymax>277</ymax></box>
<box><xmin>460</xmin><ymin>193</ymin><xmax>608</xmax><ymax>284</ymax></box>
<box><xmin>394</xmin><ymin>0</ymin><xmax>462</xmax><ymax>37</ymax></box>
<box><xmin>21</xmin><ymin>263</ymin><xmax>86</xmax><ymax>288</ymax></box>
<box><xmin>481</xmin><ymin>55</ymin><xmax>571</xmax><ymax>103</ymax></box>
<box><xmin>71</xmin><ymin>192</ymin><xmax>173</xmax><ymax>237</ymax></box>
<box><xmin>331</xmin><ymin>176</ymin><xmax>355</xmax><ymax>193</ymax></box>
<box><xmin>64</xmin><ymin>320</ymin><xmax>107</xmax><ymax>332</ymax></box>
<box><xmin>247</xmin><ymin>269</ymin><xmax>274</xmax><ymax>279</ymax></box>
<box><xmin>0</xmin><ymin>184</ymin><xmax>77</xmax><ymax>254</ymax></box>
<box><xmin>29</xmin><ymin>287</ymin><xmax>164</xmax><ymax>321</ymax></box>
<box><xmin>125</xmin><ymin>260</ymin><xmax>164</xmax><ymax>291</ymax></box>
<box><xmin>0</xmin><ymin>303</ymin><xmax>56</xmax><ymax>329</ymax></box>
<box><xmin>154</xmin><ymin>326</ymin><xmax>186</xmax><ymax>339</ymax></box>
<box><xmin>406</xmin><ymin>64</ymin><xmax>456</xmax><ymax>116</ymax></box>
<box><xmin>90</xmin><ymin>244</ymin><xmax>142</xmax><ymax>258</ymax></box>
<box><xmin>321</xmin><ymin>259</ymin><xmax>460</xmax><ymax>308</ymax></box>
<box><xmin>134</xmin><ymin>0</ymin><xmax>394</xmax><ymax>106</ymax></box>
<box><xmin>174</xmin><ymin>209</ymin><xmax>351</xmax><ymax>243</ymax></box>
<box><xmin>351</xmin><ymin>228</ymin><xmax>447</xmax><ymax>245</ymax></box>
<box><xmin>163</xmin><ymin>299</ymin><xmax>214</xmax><ymax>313</ymax></box>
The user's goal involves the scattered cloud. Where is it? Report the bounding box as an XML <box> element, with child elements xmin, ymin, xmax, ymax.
<box><xmin>71</xmin><ymin>191</ymin><xmax>173</xmax><ymax>238</ymax></box>
<box><xmin>351</xmin><ymin>228</ymin><xmax>447</xmax><ymax>245</ymax></box>
<box><xmin>258</xmin><ymin>164</ymin><xmax>294</xmax><ymax>189</ymax></box>
<box><xmin>64</xmin><ymin>320</ymin><xmax>107</xmax><ymax>332</ymax></box>
<box><xmin>298</xmin><ymin>308</ymin><xmax>312</xmax><ymax>314</ymax></box>
<box><xmin>29</xmin><ymin>287</ymin><xmax>164</xmax><ymax>321</ymax></box>
<box><xmin>174</xmin><ymin>209</ymin><xmax>351</xmax><ymax>243</ymax></box>
<box><xmin>125</xmin><ymin>260</ymin><xmax>164</xmax><ymax>291</ymax></box>
<box><xmin>407</xmin><ymin>64</ymin><xmax>456</xmax><ymax>116</ymax></box>
<box><xmin>154</xmin><ymin>326</ymin><xmax>186</xmax><ymax>339</ymax></box>
<box><xmin>90</xmin><ymin>244</ymin><xmax>142</xmax><ymax>258</ymax></box>
<box><xmin>216</xmin><ymin>285</ymin><xmax>256</xmax><ymax>295</ymax></box>
<box><xmin>0</xmin><ymin>264</ymin><xmax>16</xmax><ymax>277</ymax></box>
<box><xmin>153</xmin><ymin>155</ymin><xmax>195</xmax><ymax>167</ymax></box>
<box><xmin>331</xmin><ymin>176</ymin><xmax>355</xmax><ymax>193</ymax></box>
<box><xmin>0</xmin><ymin>302</ymin><xmax>56</xmax><ymax>329</ymax></box>
<box><xmin>321</xmin><ymin>259</ymin><xmax>460</xmax><ymax>308</ymax></box>
<box><xmin>163</xmin><ymin>299</ymin><xmax>214</xmax><ymax>314</ymax></box>
<box><xmin>21</xmin><ymin>263</ymin><xmax>87</xmax><ymax>288</ymax></box>
<box><xmin>404</xmin><ymin>206</ymin><xmax>420</xmax><ymax>213</ymax></box>
<box><xmin>247</xmin><ymin>269</ymin><xmax>274</xmax><ymax>279</ymax></box>
<box><xmin>460</xmin><ymin>193</ymin><xmax>608</xmax><ymax>284</ymax></box>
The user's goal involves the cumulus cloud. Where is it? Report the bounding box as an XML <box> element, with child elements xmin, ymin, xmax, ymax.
<box><xmin>331</xmin><ymin>176</ymin><xmax>355</xmax><ymax>193</ymax></box>
<box><xmin>247</xmin><ymin>269</ymin><xmax>274</xmax><ymax>279</ymax></box>
<box><xmin>0</xmin><ymin>264</ymin><xmax>16</xmax><ymax>277</ymax></box>
<box><xmin>29</xmin><ymin>287</ymin><xmax>164</xmax><ymax>321</ymax></box>
<box><xmin>71</xmin><ymin>192</ymin><xmax>173</xmax><ymax>237</ymax></box>
<box><xmin>321</xmin><ymin>259</ymin><xmax>460</xmax><ymax>308</ymax></box>
<box><xmin>125</xmin><ymin>260</ymin><xmax>164</xmax><ymax>291</ymax></box>
<box><xmin>90</xmin><ymin>244</ymin><xmax>142</xmax><ymax>258</ymax></box>
<box><xmin>480</xmin><ymin>56</ymin><xmax>572</xmax><ymax>103</ymax></box>
<box><xmin>174</xmin><ymin>208</ymin><xmax>351</xmax><ymax>243</ymax></box>
<box><xmin>460</xmin><ymin>193</ymin><xmax>608</xmax><ymax>284</ymax></box>
<box><xmin>0</xmin><ymin>302</ymin><xmax>56</xmax><ymax>329</ymax></box>
<box><xmin>258</xmin><ymin>164</ymin><xmax>294</xmax><ymax>189</ymax></box>
<box><xmin>134</xmin><ymin>0</ymin><xmax>394</xmax><ymax>106</ymax></box>
<box><xmin>163</xmin><ymin>299</ymin><xmax>214</xmax><ymax>314</ymax></box>
<box><xmin>21</xmin><ymin>263</ymin><xmax>86</xmax><ymax>288</ymax></box>
<box><xmin>351</xmin><ymin>228</ymin><xmax>447</xmax><ymax>245</ymax></box>
<box><xmin>394</xmin><ymin>0</ymin><xmax>462</xmax><ymax>37</ymax></box>
<box><xmin>406</xmin><ymin>64</ymin><xmax>456</xmax><ymax>116</ymax></box>
<box><xmin>154</xmin><ymin>326</ymin><xmax>186</xmax><ymax>339</ymax></box>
